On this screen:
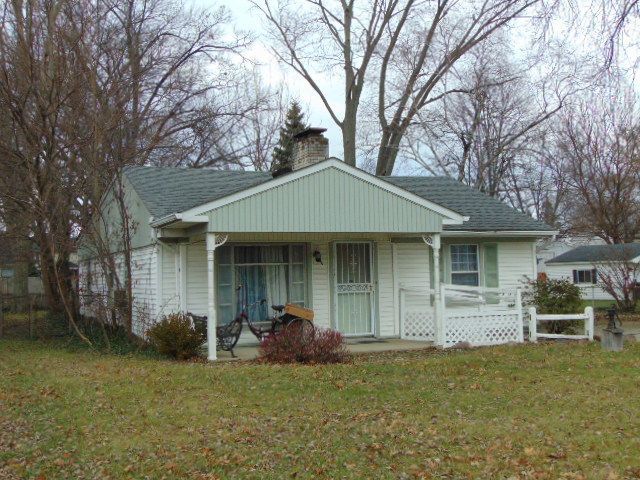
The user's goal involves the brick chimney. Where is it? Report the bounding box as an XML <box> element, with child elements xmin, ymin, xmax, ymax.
<box><xmin>291</xmin><ymin>127</ymin><xmax>329</xmax><ymax>170</ymax></box>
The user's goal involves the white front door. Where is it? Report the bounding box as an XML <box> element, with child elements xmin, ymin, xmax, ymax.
<box><xmin>334</xmin><ymin>242</ymin><xmax>374</xmax><ymax>335</ymax></box>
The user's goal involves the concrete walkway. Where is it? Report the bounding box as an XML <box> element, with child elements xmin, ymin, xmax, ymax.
<box><xmin>215</xmin><ymin>338</ymin><xmax>431</xmax><ymax>361</ymax></box>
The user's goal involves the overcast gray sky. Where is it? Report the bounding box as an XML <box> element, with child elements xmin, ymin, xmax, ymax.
<box><xmin>190</xmin><ymin>0</ymin><xmax>640</xmax><ymax>164</ymax></box>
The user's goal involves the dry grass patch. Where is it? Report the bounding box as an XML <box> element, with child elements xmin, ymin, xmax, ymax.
<box><xmin>1</xmin><ymin>340</ymin><xmax>639</xmax><ymax>479</ymax></box>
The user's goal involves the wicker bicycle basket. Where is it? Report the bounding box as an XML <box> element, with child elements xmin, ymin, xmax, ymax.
<box><xmin>284</xmin><ymin>304</ymin><xmax>314</xmax><ymax>321</ymax></box>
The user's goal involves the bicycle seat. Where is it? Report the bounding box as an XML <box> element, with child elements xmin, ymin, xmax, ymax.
<box><xmin>271</xmin><ymin>304</ymin><xmax>285</xmax><ymax>313</ymax></box>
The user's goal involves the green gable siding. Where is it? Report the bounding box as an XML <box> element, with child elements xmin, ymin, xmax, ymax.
<box><xmin>204</xmin><ymin>167</ymin><xmax>443</xmax><ymax>233</ymax></box>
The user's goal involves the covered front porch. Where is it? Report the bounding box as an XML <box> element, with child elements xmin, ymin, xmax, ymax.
<box><xmin>149</xmin><ymin>159</ymin><xmax>519</xmax><ymax>360</ymax></box>
<box><xmin>154</xmin><ymin>231</ymin><xmax>451</xmax><ymax>360</ymax></box>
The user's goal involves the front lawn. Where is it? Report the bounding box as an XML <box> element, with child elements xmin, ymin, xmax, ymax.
<box><xmin>1</xmin><ymin>340</ymin><xmax>639</xmax><ymax>479</ymax></box>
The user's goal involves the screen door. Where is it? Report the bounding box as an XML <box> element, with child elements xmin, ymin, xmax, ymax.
<box><xmin>334</xmin><ymin>242</ymin><xmax>374</xmax><ymax>335</ymax></box>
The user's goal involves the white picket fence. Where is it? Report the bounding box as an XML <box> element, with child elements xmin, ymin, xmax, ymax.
<box><xmin>400</xmin><ymin>284</ymin><xmax>524</xmax><ymax>347</ymax></box>
<box><xmin>528</xmin><ymin>307</ymin><xmax>594</xmax><ymax>342</ymax></box>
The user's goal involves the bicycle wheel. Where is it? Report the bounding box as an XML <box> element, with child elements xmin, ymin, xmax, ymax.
<box><xmin>284</xmin><ymin>317</ymin><xmax>315</xmax><ymax>345</ymax></box>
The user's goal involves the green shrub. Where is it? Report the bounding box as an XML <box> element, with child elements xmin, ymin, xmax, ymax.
<box><xmin>525</xmin><ymin>278</ymin><xmax>583</xmax><ymax>334</ymax></box>
<box><xmin>146</xmin><ymin>313</ymin><xmax>205</xmax><ymax>360</ymax></box>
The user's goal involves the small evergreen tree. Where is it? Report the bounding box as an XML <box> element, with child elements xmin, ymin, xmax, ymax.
<box><xmin>271</xmin><ymin>101</ymin><xmax>307</xmax><ymax>172</ymax></box>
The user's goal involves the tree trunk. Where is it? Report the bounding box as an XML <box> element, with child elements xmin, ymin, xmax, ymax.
<box><xmin>376</xmin><ymin>130</ymin><xmax>402</xmax><ymax>176</ymax></box>
<box><xmin>341</xmin><ymin>108</ymin><xmax>357</xmax><ymax>166</ymax></box>
<box><xmin>38</xmin><ymin>239</ymin><xmax>66</xmax><ymax>313</ymax></box>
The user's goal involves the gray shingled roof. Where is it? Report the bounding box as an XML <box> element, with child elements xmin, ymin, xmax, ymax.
<box><xmin>124</xmin><ymin>164</ymin><xmax>552</xmax><ymax>232</ymax></box>
<box><xmin>385</xmin><ymin>176</ymin><xmax>551</xmax><ymax>231</ymax></box>
<box><xmin>547</xmin><ymin>244</ymin><xmax>640</xmax><ymax>264</ymax></box>
<box><xmin>124</xmin><ymin>165</ymin><xmax>270</xmax><ymax>219</ymax></box>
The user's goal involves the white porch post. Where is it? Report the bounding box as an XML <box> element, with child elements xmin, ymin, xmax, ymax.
<box><xmin>206</xmin><ymin>233</ymin><xmax>228</xmax><ymax>361</ymax></box>
<box><xmin>423</xmin><ymin>234</ymin><xmax>444</xmax><ymax>346</ymax></box>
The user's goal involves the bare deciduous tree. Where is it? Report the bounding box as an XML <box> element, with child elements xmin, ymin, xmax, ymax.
<box><xmin>555</xmin><ymin>87</ymin><xmax>640</xmax><ymax>244</ymax></box>
<box><xmin>593</xmin><ymin>247</ymin><xmax>640</xmax><ymax>311</ymax></box>
<box><xmin>183</xmin><ymin>72</ymin><xmax>288</xmax><ymax>171</ymax></box>
<box><xmin>256</xmin><ymin>0</ymin><xmax>550</xmax><ymax>175</ymax></box>
<box><xmin>402</xmin><ymin>43</ymin><xmax>566</xmax><ymax>217</ymax></box>
<box><xmin>0</xmin><ymin>0</ymin><xmax>263</xmax><ymax>339</ymax></box>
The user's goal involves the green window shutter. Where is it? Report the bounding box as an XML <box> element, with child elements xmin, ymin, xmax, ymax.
<box><xmin>483</xmin><ymin>244</ymin><xmax>499</xmax><ymax>288</ymax></box>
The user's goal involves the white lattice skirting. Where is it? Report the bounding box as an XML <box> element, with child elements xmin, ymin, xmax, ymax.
<box><xmin>401</xmin><ymin>310</ymin><xmax>436</xmax><ymax>341</ymax></box>
<box><xmin>444</xmin><ymin>311</ymin><xmax>521</xmax><ymax>347</ymax></box>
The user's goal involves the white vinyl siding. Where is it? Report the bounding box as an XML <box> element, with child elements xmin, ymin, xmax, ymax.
<box><xmin>311</xmin><ymin>242</ymin><xmax>331</xmax><ymax>329</ymax></box>
<box><xmin>497</xmin><ymin>241</ymin><xmax>536</xmax><ymax>289</ymax></box>
<box><xmin>393</xmin><ymin>243</ymin><xmax>431</xmax><ymax>311</ymax></box>
<box><xmin>130</xmin><ymin>246</ymin><xmax>158</xmax><ymax>335</ymax></box>
<box><xmin>186</xmin><ymin>242</ymin><xmax>208</xmax><ymax>315</ymax></box>
<box><xmin>160</xmin><ymin>244</ymin><xmax>179</xmax><ymax>314</ymax></box>
<box><xmin>120</xmin><ymin>236</ymin><xmax>539</xmax><ymax>343</ymax></box>
<box><xmin>545</xmin><ymin>263</ymin><xmax>615</xmax><ymax>301</ymax></box>
<box><xmin>79</xmin><ymin>245</ymin><xmax>158</xmax><ymax>336</ymax></box>
<box><xmin>377</xmin><ymin>242</ymin><xmax>396</xmax><ymax>337</ymax></box>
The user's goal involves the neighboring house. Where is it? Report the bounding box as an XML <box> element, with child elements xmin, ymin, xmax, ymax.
<box><xmin>536</xmin><ymin>236</ymin><xmax>606</xmax><ymax>273</ymax></box>
<box><xmin>79</xmin><ymin>128</ymin><xmax>555</xmax><ymax>359</ymax></box>
<box><xmin>545</xmin><ymin>244</ymin><xmax>640</xmax><ymax>301</ymax></box>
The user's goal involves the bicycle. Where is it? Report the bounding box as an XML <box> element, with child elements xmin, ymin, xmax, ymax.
<box><xmin>189</xmin><ymin>285</ymin><xmax>315</xmax><ymax>357</ymax></box>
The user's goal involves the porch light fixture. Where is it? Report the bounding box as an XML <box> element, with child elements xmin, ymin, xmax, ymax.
<box><xmin>313</xmin><ymin>250</ymin><xmax>323</xmax><ymax>265</ymax></box>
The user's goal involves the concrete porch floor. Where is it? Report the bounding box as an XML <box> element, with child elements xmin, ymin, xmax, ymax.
<box><xmin>215</xmin><ymin>338</ymin><xmax>432</xmax><ymax>361</ymax></box>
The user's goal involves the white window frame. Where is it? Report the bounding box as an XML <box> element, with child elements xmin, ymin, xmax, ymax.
<box><xmin>216</xmin><ymin>244</ymin><xmax>307</xmax><ymax>324</ymax></box>
<box><xmin>449</xmin><ymin>244</ymin><xmax>480</xmax><ymax>287</ymax></box>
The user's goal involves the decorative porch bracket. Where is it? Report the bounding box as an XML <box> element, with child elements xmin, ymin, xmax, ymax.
<box><xmin>206</xmin><ymin>233</ymin><xmax>228</xmax><ymax>361</ymax></box>
<box><xmin>422</xmin><ymin>234</ymin><xmax>444</xmax><ymax>346</ymax></box>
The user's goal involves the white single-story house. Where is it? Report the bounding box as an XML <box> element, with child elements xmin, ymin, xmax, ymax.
<box><xmin>79</xmin><ymin>128</ymin><xmax>555</xmax><ymax>359</ymax></box>
<box><xmin>545</xmin><ymin>243</ymin><xmax>640</xmax><ymax>301</ymax></box>
<box><xmin>536</xmin><ymin>236</ymin><xmax>605</xmax><ymax>273</ymax></box>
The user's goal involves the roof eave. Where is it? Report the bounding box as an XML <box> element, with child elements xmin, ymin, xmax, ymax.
<box><xmin>150</xmin><ymin>213</ymin><xmax>209</xmax><ymax>229</ymax></box>
<box><xmin>150</xmin><ymin>214</ymin><xmax>178</xmax><ymax>228</ymax></box>
<box><xmin>442</xmin><ymin>229</ymin><xmax>558</xmax><ymax>237</ymax></box>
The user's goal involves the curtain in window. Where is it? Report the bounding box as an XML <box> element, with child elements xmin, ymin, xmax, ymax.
<box><xmin>265</xmin><ymin>265</ymin><xmax>288</xmax><ymax>308</ymax></box>
<box><xmin>238</xmin><ymin>266</ymin><xmax>267</xmax><ymax>322</ymax></box>
<box><xmin>217</xmin><ymin>245</ymin><xmax>304</xmax><ymax>324</ymax></box>
<box><xmin>237</xmin><ymin>246</ymin><xmax>289</xmax><ymax>322</ymax></box>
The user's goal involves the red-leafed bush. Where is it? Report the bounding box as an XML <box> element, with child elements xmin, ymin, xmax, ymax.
<box><xmin>258</xmin><ymin>325</ymin><xmax>350</xmax><ymax>364</ymax></box>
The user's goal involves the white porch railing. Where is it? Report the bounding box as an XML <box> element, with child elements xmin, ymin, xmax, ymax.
<box><xmin>399</xmin><ymin>287</ymin><xmax>436</xmax><ymax>341</ymax></box>
<box><xmin>441</xmin><ymin>285</ymin><xmax>523</xmax><ymax>348</ymax></box>
<box><xmin>400</xmin><ymin>284</ymin><xmax>524</xmax><ymax>347</ymax></box>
